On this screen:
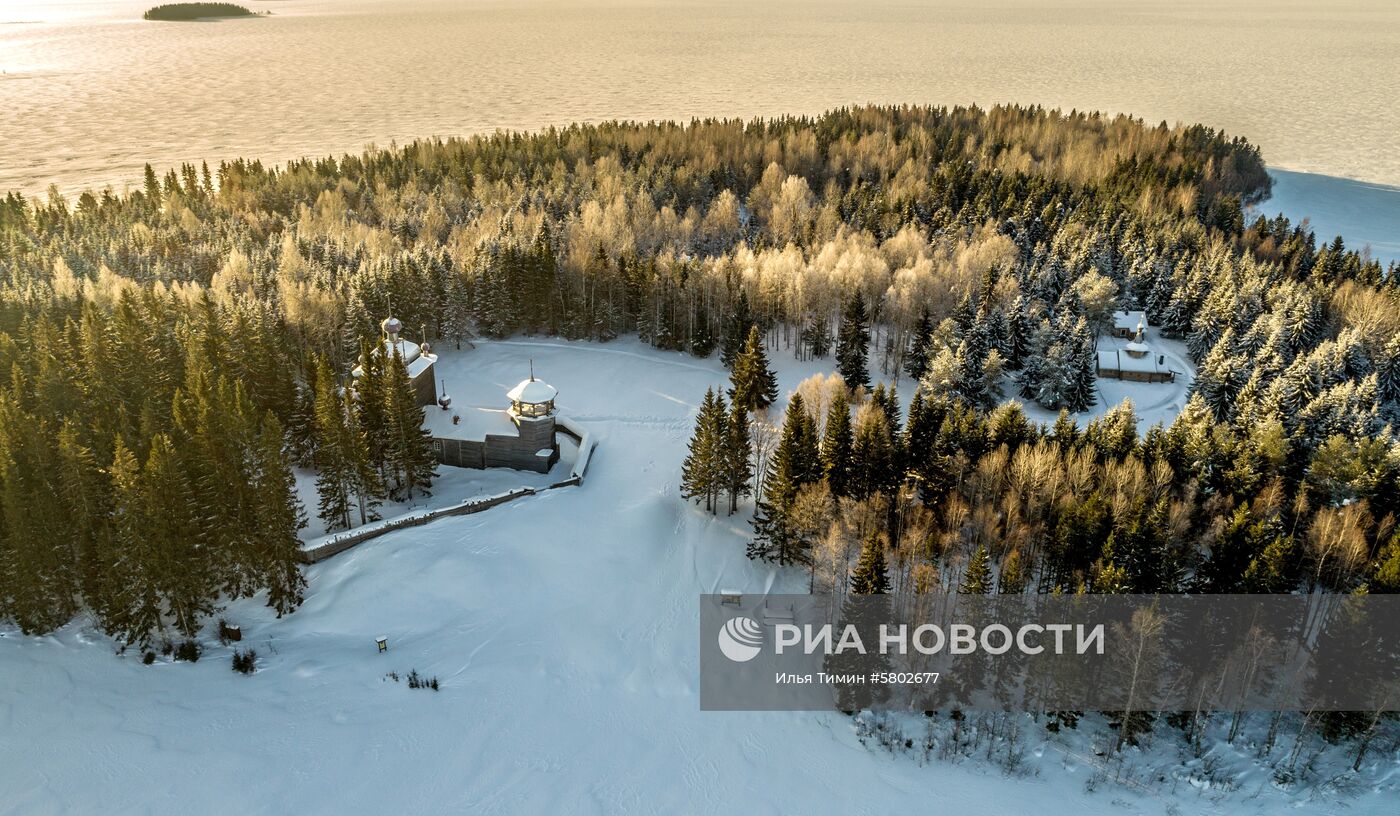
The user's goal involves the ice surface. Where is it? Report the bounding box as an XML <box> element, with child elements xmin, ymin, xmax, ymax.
<box><xmin>1254</xmin><ymin>169</ymin><xmax>1400</xmax><ymax>267</ymax></box>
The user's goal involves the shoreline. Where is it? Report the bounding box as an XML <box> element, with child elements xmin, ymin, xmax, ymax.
<box><xmin>10</xmin><ymin>148</ymin><xmax>1394</xmax><ymax>267</ymax></box>
<box><xmin>1253</xmin><ymin>166</ymin><xmax>1400</xmax><ymax>266</ymax></box>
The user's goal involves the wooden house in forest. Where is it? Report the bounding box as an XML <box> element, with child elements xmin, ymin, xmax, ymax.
<box><xmin>423</xmin><ymin>368</ymin><xmax>561</xmax><ymax>474</ymax></box>
<box><xmin>352</xmin><ymin>316</ymin><xmax>440</xmax><ymax>405</ymax></box>
<box><xmin>1096</xmin><ymin>319</ymin><xmax>1175</xmax><ymax>383</ymax></box>
<box><xmin>356</xmin><ymin>314</ymin><xmax>562</xmax><ymax>473</ymax></box>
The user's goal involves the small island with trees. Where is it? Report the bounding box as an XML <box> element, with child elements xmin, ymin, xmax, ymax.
<box><xmin>144</xmin><ymin>3</ymin><xmax>258</xmax><ymax>21</ymax></box>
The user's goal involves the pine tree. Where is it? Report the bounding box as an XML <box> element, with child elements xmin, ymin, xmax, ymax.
<box><xmin>728</xmin><ymin>325</ymin><xmax>779</xmax><ymax>412</ymax></box>
<box><xmin>820</xmin><ymin>389</ymin><xmax>854</xmax><ymax>497</ymax></box>
<box><xmin>849</xmin><ymin>531</ymin><xmax>890</xmax><ymax>595</ymax></box>
<box><xmin>835</xmin><ymin>291</ymin><xmax>871</xmax><ymax>390</ymax></box>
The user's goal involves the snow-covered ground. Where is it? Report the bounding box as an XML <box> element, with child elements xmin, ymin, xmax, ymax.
<box><xmin>1012</xmin><ymin>334</ymin><xmax>1195</xmax><ymax>434</ymax></box>
<box><xmin>1</xmin><ymin>339</ymin><xmax>1391</xmax><ymax>815</ymax></box>
<box><xmin>1253</xmin><ymin>169</ymin><xmax>1400</xmax><ymax>267</ymax></box>
<box><xmin>294</xmin><ymin>456</ymin><xmax>573</xmax><ymax>543</ymax></box>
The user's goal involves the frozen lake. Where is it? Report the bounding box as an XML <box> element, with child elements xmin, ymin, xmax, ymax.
<box><xmin>3</xmin><ymin>0</ymin><xmax>1399</xmax><ymax>197</ymax></box>
<box><xmin>1255</xmin><ymin>169</ymin><xmax>1400</xmax><ymax>267</ymax></box>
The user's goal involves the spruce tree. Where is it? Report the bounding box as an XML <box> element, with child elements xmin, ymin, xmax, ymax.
<box><xmin>353</xmin><ymin>338</ymin><xmax>391</xmax><ymax>482</ymax></box>
<box><xmin>820</xmin><ymin>389</ymin><xmax>854</xmax><ymax>497</ymax></box>
<box><xmin>999</xmin><ymin>548</ymin><xmax>1029</xmax><ymax>594</ymax></box>
<box><xmin>801</xmin><ymin>312</ymin><xmax>832</xmax><ymax>359</ymax></box>
<box><xmin>728</xmin><ymin>325</ymin><xmax>779</xmax><ymax>412</ymax></box>
<box><xmin>902</xmin><ymin>391</ymin><xmax>940</xmax><ymax>479</ymax></box>
<box><xmin>750</xmin><ymin>394</ymin><xmax>820</xmax><ymax>564</ymax></box>
<box><xmin>849</xmin><ymin>403</ymin><xmax>895</xmax><ymax>499</ymax></box>
<box><xmin>960</xmin><ymin>546</ymin><xmax>993</xmax><ymax>594</ymax></box>
<box><xmin>723</xmin><ymin>404</ymin><xmax>754</xmax><ymax>515</ymax></box>
<box><xmin>720</xmin><ymin>292</ymin><xmax>754</xmax><ymax>369</ymax></box>
<box><xmin>287</xmin><ymin>374</ymin><xmax>318</xmax><ymax>467</ymax></box>
<box><xmin>1065</xmin><ymin>315</ymin><xmax>1098</xmax><ymax>413</ymax></box>
<box><xmin>142</xmin><ymin>434</ymin><xmax>211</xmax><ymax>639</ymax></box>
<box><xmin>104</xmin><ymin>437</ymin><xmax>163</xmax><ymax>647</ymax></box>
<box><xmin>1376</xmin><ymin>332</ymin><xmax>1400</xmax><ymax>405</ymax></box>
<box><xmin>835</xmin><ymin>291</ymin><xmax>871</xmax><ymax>390</ymax></box>
<box><xmin>1194</xmin><ymin>331</ymin><xmax>1241</xmax><ymax>423</ymax></box>
<box><xmin>904</xmin><ymin>307</ymin><xmax>934</xmax><ymax>381</ymax></box>
<box><xmin>251</xmin><ymin>414</ymin><xmax>307</xmax><ymax>616</ymax></box>
<box><xmin>383</xmin><ymin>347</ymin><xmax>436</xmax><ymax>501</ymax></box>
<box><xmin>849</xmin><ymin>532</ymin><xmax>890</xmax><ymax>595</ymax></box>
<box><xmin>681</xmin><ymin>388</ymin><xmax>727</xmax><ymax>513</ymax></box>
<box><xmin>312</xmin><ymin>357</ymin><xmax>356</xmax><ymax>532</ymax></box>
<box><xmin>54</xmin><ymin>422</ymin><xmax>106</xmax><ymax>615</ymax></box>
<box><xmin>0</xmin><ymin>401</ymin><xmax>74</xmax><ymax>633</ymax></box>
<box><xmin>344</xmin><ymin>386</ymin><xmax>382</xmax><ymax>526</ymax></box>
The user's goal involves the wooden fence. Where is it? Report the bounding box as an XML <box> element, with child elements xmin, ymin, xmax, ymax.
<box><xmin>300</xmin><ymin>416</ymin><xmax>596</xmax><ymax>564</ymax></box>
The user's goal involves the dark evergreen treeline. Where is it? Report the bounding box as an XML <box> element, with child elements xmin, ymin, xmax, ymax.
<box><xmin>2</xmin><ymin>105</ymin><xmax>1396</xmax><ymax>656</ymax></box>
<box><xmin>143</xmin><ymin>4</ymin><xmax>254</xmax><ymax>21</ymax></box>
<box><xmin>0</xmin><ymin>293</ymin><xmax>305</xmax><ymax>645</ymax></box>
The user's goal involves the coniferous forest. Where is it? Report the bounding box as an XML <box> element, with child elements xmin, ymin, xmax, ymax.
<box><xmin>3</xmin><ymin>102</ymin><xmax>1398</xmax><ymax>716</ymax></box>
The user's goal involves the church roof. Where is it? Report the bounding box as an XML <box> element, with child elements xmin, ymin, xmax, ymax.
<box><xmin>508</xmin><ymin>378</ymin><xmax>557</xmax><ymax>404</ymax></box>
<box><xmin>351</xmin><ymin>337</ymin><xmax>426</xmax><ymax>378</ymax></box>
<box><xmin>1098</xmin><ymin>348</ymin><xmax>1165</xmax><ymax>374</ymax></box>
<box><xmin>1113</xmin><ymin>309</ymin><xmax>1147</xmax><ymax>330</ymax></box>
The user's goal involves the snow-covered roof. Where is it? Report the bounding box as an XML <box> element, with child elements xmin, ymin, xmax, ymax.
<box><xmin>1124</xmin><ymin>340</ymin><xmax>1150</xmax><ymax>355</ymax></box>
<box><xmin>1098</xmin><ymin>348</ymin><xmax>1166</xmax><ymax>374</ymax></box>
<box><xmin>1113</xmin><ymin>310</ymin><xmax>1146</xmax><ymax>330</ymax></box>
<box><xmin>405</xmin><ymin>352</ymin><xmax>436</xmax><ymax>380</ymax></box>
<box><xmin>422</xmin><ymin>404</ymin><xmax>520</xmax><ymax>441</ymax></box>
<box><xmin>507</xmin><ymin>378</ymin><xmax>558</xmax><ymax>404</ymax></box>
<box><xmin>352</xmin><ymin>337</ymin><xmax>425</xmax><ymax>378</ymax></box>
